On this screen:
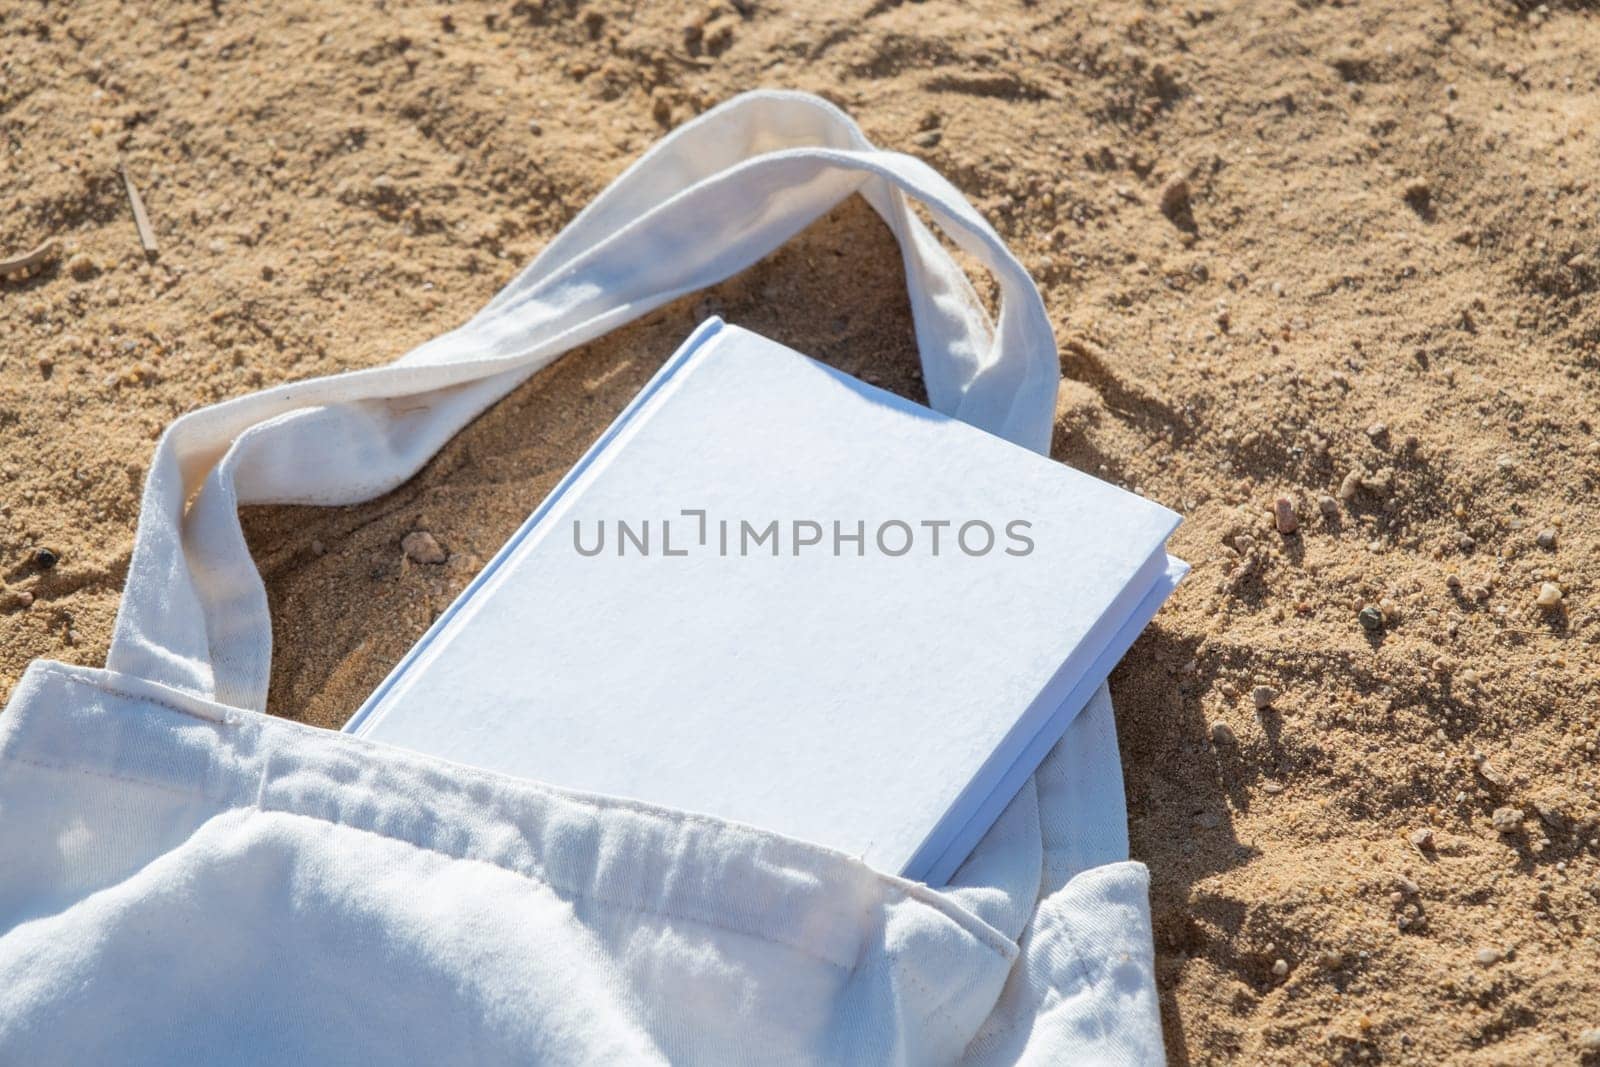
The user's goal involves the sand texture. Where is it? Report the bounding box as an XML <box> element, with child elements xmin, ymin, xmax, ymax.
<box><xmin>3</xmin><ymin>1</ymin><xmax>1600</xmax><ymax>1062</ymax></box>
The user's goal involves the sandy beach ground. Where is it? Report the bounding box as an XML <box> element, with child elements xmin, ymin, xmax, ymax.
<box><xmin>3</xmin><ymin>1</ymin><xmax>1599</xmax><ymax>1061</ymax></box>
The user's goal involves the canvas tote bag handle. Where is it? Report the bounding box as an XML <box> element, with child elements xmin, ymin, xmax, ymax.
<box><xmin>105</xmin><ymin>90</ymin><xmax>1061</xmax><ymax>713</ymax></box>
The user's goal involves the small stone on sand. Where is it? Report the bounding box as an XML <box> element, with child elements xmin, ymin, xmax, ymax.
<box><xmin>1317</xmin><ymin>494</ymin><xmax>1338</xmax><ymax>517</ymax></box>
<box><xmin>1535</xmin><ymin>582</ymin><xmax>1562</xmax><ymax>611</ymax></box>
<box><xmin>1409</xmin><ymin>827</ymin><xmax>1435</xmax><ymax>850</ymax></box>
<box><xmin>402</xmin><ymin>531</ymin><xmax>447</xmax><ymax>565</ymax></box>
<box><xmin>1474</xmin><ymin>947</ymin><xmax>1501</xmax><ymax>966</ymax></box>
<box><xmin>1339</xmin><ymin>470</ymin><xmax>1362</xmax><ymax>501</ymax></box>
<box><xmin>1579</xmin><ymin>1029</ymin><xmax>1600</xmax><ymax>1052</ymax></box>
<box><xmin>1251</xmin><ymin>685</ymin><xmax>1278</xmax><ymax>710</ymax></box>
<box><xmin>1490</xmin><ymin>806</ymin><xmax>1524</xmax><ymax>834</ymax></box>
<box><xmin>1358</xmin><ymin>605</ymin><xmax>1384</xmax><ymax>632</ymax></box>
<box><xmin>1271</xmin><ymin>959</ymin><xmax>1289</xmax><ymax>978</ymax></box>
<box><xmin>1210</xmin><ymin>721</ymin><xmax>1237</xmax><ymax>745</ymax></box>
<box><xmin>1159</xmin><ymin>176</ymin><xmax>1191</xmax><ymax>221</ymax></box>
<box><xmin>1273</xmin><ymin>496</ymin><xmax>1298</xmax><ymax>534</ymax></box>
<box><xmin>1536</xmin><ymin>527</ymin><xmax>1558</xmax><ymax>550</ymax></box>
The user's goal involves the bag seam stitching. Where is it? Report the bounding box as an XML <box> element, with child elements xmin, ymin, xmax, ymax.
<box><xmin>7</xmin><ymin>756</ymin><xmax>205</xmax><ymax>802</ymax></box>
<box><xmin>261</xmin><ymin>804</ymin><xmax>861</xmax><ymax>974</ymax></box>
<box><xmin>35</xmin><ymin>664</ymin><xmax>232</xmax><ymax>727</ymax></box>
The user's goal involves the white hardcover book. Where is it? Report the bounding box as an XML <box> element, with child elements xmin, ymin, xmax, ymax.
<box><xmin>348</xmin><ymin>318</ymin><xmax>1187</xmax><ymax>884</ymax></box>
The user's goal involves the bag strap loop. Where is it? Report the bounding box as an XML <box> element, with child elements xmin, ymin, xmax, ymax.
<box><xmin>106</xmin><ymin>90</ymin><xmax>1060</xmax><ymax>712</ymax></box>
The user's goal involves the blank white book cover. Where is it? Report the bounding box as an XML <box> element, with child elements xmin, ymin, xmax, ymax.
<box><xmin>349</xmin><ymin>318</ymin><xmax>1186</xmax><ymax>884</ymax></box>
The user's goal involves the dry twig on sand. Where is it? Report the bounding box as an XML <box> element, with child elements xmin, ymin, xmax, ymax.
<box><xmin>0</xmin><ymin>239</ymin><xmax>58</xmax><ymax>277</ymax></box>
<box><xmin>119</xmin><ymin>164</ymin><xmax>158</xmax><ymax>257</ymax></box>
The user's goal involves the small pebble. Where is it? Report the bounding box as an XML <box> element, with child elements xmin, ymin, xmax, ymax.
<box><xmin>1578</xmin><ymin>1029</ymin><xmax>1600</xmax><ymax>1052</ymax></box>
<box><xmin>401</xmin><ymin>531</ymin><xmax>447</xmax><ymax>565</ymax></box>
<box><xmin>16</xmin><ymin>591</ymin><xmax>33</xmax><ymax>609</ymax></box>
<box><xmin>311</xmin><ymin>540</ymin><xmax>326</xmax><ymax>556</ymax></box>
<box><xmin>1536</xmin><ymin>527</ymin><xmax>1558</xmax><ymax>550</ymax></box>
<box><xmin>1317</xmin><ymin>494</ymin><xmax>1338</xmax><ymax>518</ymax></box>
<box><xmin>1159</xmin><ymin>176</ymin><xmax>1191</xmax><ymax>221</ymax></box>
<box><xmin>33</xmin><ymin>548</ymin><xmax>59</xmax><ymax>570</ymax></box>
<box><xmin>1457</xmin><ymin>533</ymin><xmax>1476</xmax><ymax>552</ymax></box>
<box><xmin>1358</xmin><ymin>604</ymin><xmax>1384</xmax><ymax>632</ymax></box>
<box><xmin>1474</xmin><ymin>947</ymin><xmax>1501</xmax><ymax>966</ymax></box>
<box><xmin>1338</xmin><ymin>470</ymin><xmax>1362</xmax><ymax>502</ymax></box>
<box><xmin>1251</xmin><ymin>685</ymin><xmax>1278</xmax><ymax>710</ymax></box>
<box><xmin>1535</xmin><ymin>582</ymin><xmax>1563</xmax><ymax>611</ymax></box>
<box><xmin>1409</xmin><ymin>827</ymin><xmax>1435</xmax><ymax>850</ymax></box>
<box><xmin>1491</xmin><ymin>806</ymin><xmax>1524</xmax><ymax>834</ymax></box>
<box><xmin>1365</xmin><ymin>421</ymin><xmax>1388</xmax><ymax>442</ymax></box>
<box><xmin>1476</xmin><ymin>758</ymin><xmax>1504</xmax><ymax>786</ymax></box>
<box><xmin>1271</xmin><ymin>959</ymin><xmax>1289</xmax><ymax>978</ymax></box>
<box><xmin>1210</xmin><ymin>721</ymin><xmax>1237</xmax><ymax>745</ymax></box>
<box><xmin>1273</xmin><ymin>495</ymin><xmax>1298</xmax><ymax>534</ymax></box>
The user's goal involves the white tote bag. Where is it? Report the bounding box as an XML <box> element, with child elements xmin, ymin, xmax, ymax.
<box><xmin>0</xmin><ymin>91</ymin><xmax>1165</xmax><ymax>1065</ymax></box>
